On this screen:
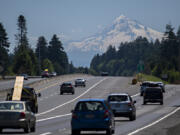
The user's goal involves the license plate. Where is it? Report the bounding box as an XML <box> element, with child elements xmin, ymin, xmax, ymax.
<box><xmin>85</xmin><ymin>114</ymin><xmax>94</xmax><ymax>119</ymax></box>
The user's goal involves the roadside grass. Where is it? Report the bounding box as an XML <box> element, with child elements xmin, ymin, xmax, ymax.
<box><xmin>136</xmin><ymin>73</ymin><xmax>168</xmax><ymax>84</ymax></box>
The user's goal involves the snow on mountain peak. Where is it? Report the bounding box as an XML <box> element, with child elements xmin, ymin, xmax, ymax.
<box><xmin>67</xmin><ymin>15</ymin><xmax>163</xmax><ymax>53</ymax></box>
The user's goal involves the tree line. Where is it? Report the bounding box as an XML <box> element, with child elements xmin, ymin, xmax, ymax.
<box><xmin>90</xmin><ymin>24</ymin><xmax>180</xmax><ymax>83</ymax></box>
<box><xmin>0</xmin><ymin>15</ymin><xmax>88</xmax><ymax>76</ymax></box>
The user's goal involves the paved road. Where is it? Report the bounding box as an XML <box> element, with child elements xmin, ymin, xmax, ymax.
<box><xmin>1</xmin><ymin>76</ymin><xmax>180</xmax><ymax>135</ymax></box>
<box><xmin>0</xmin><ymin>78</ymin><xmax>44</xmax><ymax>91</ymax></box>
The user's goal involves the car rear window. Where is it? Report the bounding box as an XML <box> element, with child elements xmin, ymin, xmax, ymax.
<box><xmin>75</xmin><ymin>101</ymin><xmax>105</xmax><ymax>111</ymax></box>
<box><xmin>145</xmin><ymin>88</ymin><xmax>162</xmax><ymax>93</ymax></box>
<box><xmin>0</xmin><ymin>103</ymin><xmax>24</xmax><ymax>110</ymax></box>
<box><xmin>108</xmin><ymin>95</ymin><xmax>128</xmax><ymax>102</ymax></box>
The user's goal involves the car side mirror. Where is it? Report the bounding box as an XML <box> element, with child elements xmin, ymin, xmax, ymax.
<box><xmin>134</xmin><ymin>101</ymin><xmax>136</xmax><ymax>104</ymax></box>
<box><xmin>38</xmin><ymin>93</ymin><xmax>41</xmax><ymax>97</ymax></box>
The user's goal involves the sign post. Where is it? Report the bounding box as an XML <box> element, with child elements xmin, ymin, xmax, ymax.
<box><xmin>12</xmin><ymin>76</ymin><xmax>24</xmax><ymax>101</ymax></box>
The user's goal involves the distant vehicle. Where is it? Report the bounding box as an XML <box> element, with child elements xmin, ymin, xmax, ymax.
<box><xmin>107</xmin><ymin>93</ymin><xmax>136</xmax><ymax>121</ymax></box>
<box><xmin>60</xmin><ymin>82</ymin><xmax>75</xmax><ymax>95</ymax></box>
<box><xmin>71</xmin><ymin>99</ymin><xmax>115</xmax><ymax>135</ymax></box>
<box><xmin>155</xmin><ymin>82</ymin><xmax>165</xmax><ymax>92</ymax></box>
<box><xmin>6</xmin><ymin>86</ymin><xmax>41</xmax><ymax>113</ymax></box>
<box><xmin>19</xmin><ymin>74</ymin><xmax>28</xmax><ymax>80</ymax></box>
<box><xmin>41</xmin><ymin>71</ymin><xmax>50</xmax><ymax>78</ymax></box>
<box><xmin>140</xmin><ymin>81</ymin><xmax>153</xmax><ymax>96</ymax></box>
<box><xmin>143</xmin><ymin>87</ymin><xmax>163</xmax><ymax>105</ymax></box>
<box><xmin>0</xmin><ymin>101</ymin><xmax>36</xmax><ymax>133</ymax></box>
<box><xmin>101</xmin><ymin>72</ymin><xmax>109</xmax><ymax>76</ymax></box>
<box><xmin>49</xmin><ymin>72</ymin><xmax>57</xmax><ymax>77</ymax></box>
<box><xmin>75</xmin><ymin>78</ymin><xmax>86</xmax><ymax>87</ymax></box>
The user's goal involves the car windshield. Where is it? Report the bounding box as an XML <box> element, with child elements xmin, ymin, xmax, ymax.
<box><xmin>108</xmin><ymin>95</ymin><xmax>128</xmax><ymax>102</ymax></box>
<box><xmin>0</xmin><ymin>103</ymin><xmax>24</xmax><ymax>110</ymax></box>
<box><xmin>75</xmin><ymin>101</ymin><xmax>105</xmax><ymax>111</ymax></box>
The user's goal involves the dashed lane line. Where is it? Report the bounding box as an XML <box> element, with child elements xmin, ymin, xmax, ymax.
<box><xmin>37</xmin><ymin>92</ymin><xmax>140</xmax><ymax>122</ymax></box>
<box><xmin>39</xmin><ymin>132</ymin><xmax>52</xmax><ymax>135</ymax></box>
<box><xmin>36</xmin><ymin>78</ymin><xmax>107</xmax><ymax>116</ymax></box>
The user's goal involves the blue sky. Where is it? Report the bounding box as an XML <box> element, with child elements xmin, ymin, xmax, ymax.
<box><xmin>0</xmin><ymin>0</ymin><xmax>180</xmax><ymax>53</ymax></box>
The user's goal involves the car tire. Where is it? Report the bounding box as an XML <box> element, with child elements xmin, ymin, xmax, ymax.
<box><xmin>71</xmin><ymin>129</ymin><xmax>80</xmax><ymax>135</ymax></box>
<box><xmin>31</xmin><ymin>122</ymin><xmax>36</xmax><ymax>132</ymax></box>
<box><xmin>160</xmin><ymin>101</ymin><xmax>163</xmax><ymax>105</ymax></box>
<box><xmin>129</xmin><ymin>115</ymin><xmax>135</xmax><ymax>121</ymax></box>
<box><xmin>143</xmin><ymin>101</ymin><xmax>146</xmax><ymax>105</ymax></box>
<box><xmin>140</xmin><ymin>92</ymin><xmax>143</xmax><ymax>96</ymax></box>
<box><xmin>0</xmin><ymin>128</ymin><xmax>3</xmax><ymax>133</ymax></box>
<box><xmin>24</xmin><ymin>122</ymin><xmax>31</xmax><ymax>133</ymax></box>
<box><xmin>60</xmin><ymin>92</ymin><xmax>63</xmax><ymax>95</ymax></box>
<box><xmin>72</xmin><ymin>91</ymin><xmax>75</xmax><ymax>95</ymax></box>
<box><xmin>106</xmin><ymin>129</ymin><xmax>112</xmax><ymax>135</ymax></box>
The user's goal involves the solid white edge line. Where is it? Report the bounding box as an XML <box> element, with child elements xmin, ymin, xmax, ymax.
<box><xmin>128</xmin><ymin>107</ymin><xmax>180</xmax><ymax>135</ymax></box>
<box><xmin>36</xmin><ymin>78</ymin><xmax>107</xmax><ymax>116</ymax></box>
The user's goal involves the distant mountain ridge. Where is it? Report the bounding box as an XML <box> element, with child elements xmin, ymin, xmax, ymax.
<box><xmin>66</xmin><ymin>15</ymin><xmax>163</xmax><ymax>67</ymax></box>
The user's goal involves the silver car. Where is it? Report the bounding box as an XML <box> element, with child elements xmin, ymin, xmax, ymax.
<box><xmin>75</xmin><ymin>78</ymin><xmax>86</xmax><ymax>87</ymax></box>
<box><xmin>107</xmin><ymin>93</ymin><xmax>136</xmax><ymax>121</ymax></box>
<box><xmin>0</xmin><ymin>101</ymin><xmax>36</xmax><ymax>133</ymax></box>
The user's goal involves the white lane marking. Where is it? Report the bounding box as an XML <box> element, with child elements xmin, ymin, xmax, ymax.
<box><xmin>39</xmin><ymin>132</ymin><xmax>52</xmax><ymax>135</ymax></box>
<box><xmin>132</xmin><ymin>93</ymin><xmax>140</xmax><ymax>97</ymax></box>
<box><xmin>37</xmin><ymin>92</ymin><xmax>140</xmax><ymax>122</ymax></box>
<box><xmin>36</xmin><ymin>78</ymin><xmax>107</xmax><ymax>116</ymax></box>
<box><xmin>37</xmin><ymin>113</ymin><xmax>71</xmax><ymax>122</ymax></box>
<box><xmin>128</xmin><ymin>107</ymin><xmax>180</xmax><ymax>135</ymax></box>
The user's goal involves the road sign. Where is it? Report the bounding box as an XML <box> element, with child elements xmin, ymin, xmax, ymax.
<box><xmin>12</xmin><ymin>76</ymin><xmax>24</xmax><ymax>101</ymax></box>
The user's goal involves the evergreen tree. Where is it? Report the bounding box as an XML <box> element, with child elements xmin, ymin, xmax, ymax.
<box><xmin>13</xmin><ymin>15</ymin><xmax>37</xmax><ymax>75</ymax></box>
<box><xmin>0</xmin><ymin>22</ymin><xmax>10</xmax><ymax>75</ymax></box>
<box><xmin>35</xmin><ymin>36</ymin><xmax>48</xmax><ymax>74</ymax></box>
<box><xmin>48</xmin><ymin>34</ymin><xmax>68</xmax><ymax>74</ymax></box>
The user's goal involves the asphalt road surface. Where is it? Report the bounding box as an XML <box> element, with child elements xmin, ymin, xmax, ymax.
<box><xmin>1</xmin><ymin>76</ymin><xmax>180</xmax><ymax>135</ymax></box>
<box><xmin>0</xmin><ymin>78</ymin><xmax>44</xmax><ymax>91</ymax></box>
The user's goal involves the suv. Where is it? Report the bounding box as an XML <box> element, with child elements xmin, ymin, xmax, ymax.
<box><xmin>75</xmin><ymin>78</ymin><xmax>86</xmax><ymax>87</ymax></box>
<box><xmin>60</xmin><ymin>82</ymin><xmax>75</xmax><ymax>95</ymax></box>
<box><xmin>6</xmin><ymin>86</ymin><xmax>41</xmax><ymax>113</ymax></box>
<box><xmin>71</xmin><ymin>99</ymin><xmax>115</xmax><ymax>135</ymax></box>
<box><xmin>140</xmin><ymin>81</ymin><xmax>153</xmax><ymax>96</ymax></box>
<box><xmin>107</xmin><ymin>93</ymin><xmax>136</xmax><ymax>121</ymax></box>
<box><xmin>143</xmin><ymin>87</ymin><xmax>163</xmax><ymax>105</ymax></box>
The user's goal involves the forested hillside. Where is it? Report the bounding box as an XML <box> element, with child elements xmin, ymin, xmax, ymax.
<box><xmin>90</xmin><ymin>24</ymin><xmax>180</xmax><ymax>83</ymax></box>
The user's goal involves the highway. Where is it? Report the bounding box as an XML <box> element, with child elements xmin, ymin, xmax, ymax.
<box><xmin>0</xmin><ymin>78</ymin><xmax>44</xmax><ymax>91</ymax></box>
<box><xmin>0</xmin><ymin>76</ymin><xmax>180</xmax><ymax>135</ymax></box>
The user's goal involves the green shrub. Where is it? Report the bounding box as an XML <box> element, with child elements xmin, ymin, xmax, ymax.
<box><xmin>132</xmin><ymin>78</ymin><xmax>137</xmax><ymax>85</ymax></box>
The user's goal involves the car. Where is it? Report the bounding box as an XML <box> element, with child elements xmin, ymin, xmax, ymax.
<box><xmin>6</xmin><ymin>86</ymin><xmax>41</xmax><ymax>113</ymax></box>
<box><xmin>140</xmin><ymin>81</ymin><xmax>154</xmax><ymax>96</ymax></box>
<box><xmin>71</xmin><ymin>99</ymin><xmax>115</xmax><ymax>135</ymax></box>
<box><xmin>143</xmin><ymin>87</ymin><xmax>163</xmax><ymax>105</ymax></box>
<box><xmin>0</xmin><ymin>101</ymin><xmax>36</xmax><ymax>133</ymax></box>
<box><xmin>101</xmin><ymin>72</ymin><xmax>109</xmax><ymax>76</ymax></box>
<box><xmin>107</xmin><ymin>93</ymin><xmax>136</xmax><ymax>121</ymax></box>
<box><xmin>41</xmin><ymin>71</ymin><xmax>50</xmax><ymax>78</ymax></box>
<box><xmin>60</xmin><ymin>82</ymin><xmax>75</xmax><ymax>95</ymax></box>
<box><xmin>155</xmin><ymin>82</ymin><xmax>165</xmax><ymax>92</ymax></box>
<box><xmin>19</xmin><ymin>74</ymin><xmax>28</xmax><ymax>80</ymax></box>
<box><xmin>75</xmin><ymin>78</ymin><xmax>86</xmax><ymax>87</ymax></box>
<box><xmin>49</xmin><ymin>72</ymin><xmax>57</xmax><ymax>77</ymax></box>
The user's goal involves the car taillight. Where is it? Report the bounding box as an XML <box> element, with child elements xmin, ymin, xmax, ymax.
<box><xmin>72</xmin><ymin>113</ymin><xmax>78</xmax><ymax>119</ymax></box>
<box><xmin>104</xmin><ymin>110</ymin><xmax>109</xmax><ymax>119</ymax></box>
<box><xmin>128</xmin><ymin>102</ymin><xmax>132</xmax><ymax>107</ymax></box>
<box><xmin>20</xmin><ymin>112</ymin><xmax>26</xmax><ymax>118</ymax></box>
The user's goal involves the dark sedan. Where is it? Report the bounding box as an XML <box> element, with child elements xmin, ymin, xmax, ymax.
<box><xmin>0</xmin><ymin>101</ymin><xmax>36</xmax><ymax>133</ymax></box>
<box><xmin>60</xmin><ymin>82</ymin><xmax>75</xmax><ymax>95</ymax></box>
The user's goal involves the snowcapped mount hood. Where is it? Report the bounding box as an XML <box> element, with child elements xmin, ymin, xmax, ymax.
<box><xmin>67</xmin><ymin>15</ymin><xmax>163</xmax><ymax>53</ymax></box>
